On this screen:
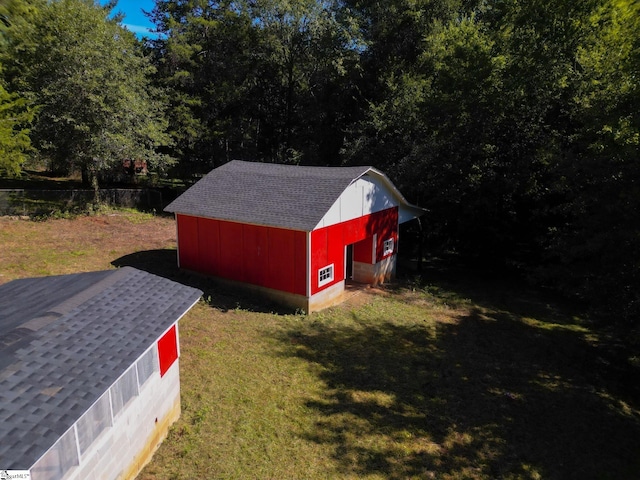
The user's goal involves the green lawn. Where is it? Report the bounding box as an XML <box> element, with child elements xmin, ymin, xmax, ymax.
<box><xmin>1</xmin><ymin>212</ymin><xmax>639</xmax><ymax>479</ymax></box>
<box><xmin>141</xmin><ymin>284</ymin><xmax>640</xmax><ymax>480</ymax></box>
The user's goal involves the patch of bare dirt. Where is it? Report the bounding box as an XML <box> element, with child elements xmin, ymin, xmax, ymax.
<box><xmin>341</xmin><ymin>283</ymin><xmax>392</xmax><ymax>308</ymax></box>
<box><xmin>0</xmin><ymin>213</ymin><xmax>177</xmax><ymax>284</ymax></box>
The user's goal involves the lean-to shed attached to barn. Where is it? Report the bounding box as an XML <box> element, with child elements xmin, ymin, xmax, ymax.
<box><xmin>165</xmin><ymin>160</ymin><xmax>425</xmax><ymax>312</ymax></box>
<box><xmin>0</xmin><ymin>267</ymin><xmax>202</xmax><ymax>480</ymax></box>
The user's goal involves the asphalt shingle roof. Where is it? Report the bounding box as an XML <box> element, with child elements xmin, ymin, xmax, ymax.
<box><xmin>164</xmin><ymin>160</ymin><xmax>374</xmax><ymax>231</ymax></box>
<box><xmin>0</xmin><ymin>267</ymin><xmax>202</xmax><ymax>470</ymax></box>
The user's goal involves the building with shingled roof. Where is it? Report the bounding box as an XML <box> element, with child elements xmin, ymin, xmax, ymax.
<box><xmin>165</xmin><ymin>160</ymin><xmax>425</xmax><ymax>312</ymax></box>
<box><xmin>0</xmin><ymin>267</ymin><xmax>201</xmax><ymax>480</ymax></box>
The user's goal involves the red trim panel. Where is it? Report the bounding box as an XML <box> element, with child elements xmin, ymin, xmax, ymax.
<box><xmin>158</xmin><ymin>324</ymin><xmax>178</xmax><ymax>377</ymax></box>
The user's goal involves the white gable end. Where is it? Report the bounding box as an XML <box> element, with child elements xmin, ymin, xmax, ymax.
<box><xmin>314</xmin><ymin>175</ymin><xmax>399</xmax><ymax>229</ymax></box>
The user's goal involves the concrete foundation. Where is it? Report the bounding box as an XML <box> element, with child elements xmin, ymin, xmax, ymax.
<box><xmin>193</xmin><ymin>273</ymin><xmax>349</xmax><ymax>313</ymax></box>
<box><xmin>353</xmin><ymin>254</ymin><xmax>396</xmax><ymax>285</ymax></box>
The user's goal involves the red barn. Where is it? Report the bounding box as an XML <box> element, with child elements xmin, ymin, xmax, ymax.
<box><xmin>165</xmin><ymin>161</ymin><xmax>425</xmax><ymax>312</ymax></box>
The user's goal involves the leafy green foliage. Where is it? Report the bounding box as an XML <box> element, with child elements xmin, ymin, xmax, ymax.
<box><xmin>0</xmin><ymin>0</ymin><xmax>637</xmax><ymax>322</ymax></box>
<box><xmin>0</xmin><ymin>85</ymin><xmax>34</xmax><ymax>176</ymax></box>
<box><xmin>2</xmin><ymin>0</ymin><xmax>172</xmax><ymax>186</ymax></box>
<box><xmin>535</xmin><ymin>0</ymin><xmax>640</xmax><ymax>320</ymax></box>
<box><xmin>343</xmin><ymin>0</ymin><xmax>640</xmax><ymax>322</ymax></box>
<box><xmin>149</xmin><ymin>0</ymin><xmax>359</xmax><ymax>169</ymax></box>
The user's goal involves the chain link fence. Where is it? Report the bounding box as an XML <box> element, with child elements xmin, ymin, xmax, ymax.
<box><xmin>0</xmin><ymin>188</ymin><xmax>163</xmax><ymax>216</ymax></box>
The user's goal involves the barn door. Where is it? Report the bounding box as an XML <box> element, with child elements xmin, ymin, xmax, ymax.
<box><xmin>345</xmin><ymin>244</ymin><xmax>354</xmax><ymax>281</ymax></box>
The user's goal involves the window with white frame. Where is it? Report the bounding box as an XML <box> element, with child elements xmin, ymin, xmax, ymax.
<box><xmin>318</xmin><ymin>264</ymin><xmax>334</xmax><ymax>287</ymax></box>
<box><xmin>383</xmin><ymin>238</ymin><xmax>394</xmax><ymax>256</ymax></box>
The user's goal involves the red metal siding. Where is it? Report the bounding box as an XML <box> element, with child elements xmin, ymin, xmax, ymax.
<box><xmin>311</xmin><ymin>207</ymin><xmax>399</xmax><ymax>294</ymax></box>
<box><xmin>198</xmin><ymin>217</ymin><xmax>220</xmax><ymax>274</ymax></box>
<box><xmin>310</xmin><ymin>228</ymin><xmax>328</xmax><ymax>293</ymax></box>
<box><xmin>344</xmin><ymin>217</ymin><xmax>367</xmax><ymax>245</ymax></box>
<box><xmin>177</xmin><ymin>215</ymin><xmax>305</xmax><ymax>295</ymax></box>
<box><xmin>311</xmin><ymin>227</ymin><xmax>328</xmax><ymax>270</ymax></box>
<box><xmin>176</xmin><ymin>215</ymin><xmax>200</xmax><ymax>271</ymax></box>
<box><xmin>327</xmin><ymin>223</ymin><xmax>344</xmax><ymax>283</ymax></box>
<box><xmin>242</xmin><ymin>224</ymin><xmax>269</xmax><ymax>286</ymax></box>
<box><xmin>353</xmin><ymin>237</ymin><xmax>373</xmax><ymax>263</ymax></box>
<box><xmin>158</xmin><ymin>324</ymin><xmax>178</xmax><ymax>377</ymax></box>
<box><xmin>373</xmin><ymin>207</ymin><xmax>399</xmax><ymax>261</ymax></box>
<box><xmin>267</xmin><ymin>227</ymin><xmax>297</xmax><ymax>293</ymax></box>
<box><xmin>177</xmin><ymin>207</ymin><xmax>398</xmax><ymax>298</ymax></box>
<box><xmin>218</xmin><ymin>221</ymin><xmax>243</xmax><ymax>282</ymax></box>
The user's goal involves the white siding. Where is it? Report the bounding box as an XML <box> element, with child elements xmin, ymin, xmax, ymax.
<box><xmin>316</xmin><ymin>176</ymin><xmax>398</xmax><ymax>229</ymax></box>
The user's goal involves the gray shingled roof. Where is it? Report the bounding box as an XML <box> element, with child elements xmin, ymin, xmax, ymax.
<box><xmin>0</xmin><ymin>267</ymin><xmax>202</xmax><ymax>470</ymax></box>
<box><xmin>164</xmin><ymin>160</ymin><xmax>374</xmax><ymax>231</ymax></box>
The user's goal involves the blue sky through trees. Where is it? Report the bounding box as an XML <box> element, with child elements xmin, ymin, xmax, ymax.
<box><xmin>106</xmin><ymin>0</ymin><xmax>157</xmax><ymax>37</ymax></box>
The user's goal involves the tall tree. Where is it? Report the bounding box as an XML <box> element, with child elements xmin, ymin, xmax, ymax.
<box><xmin>535</xmin><ymin>0</ymin><xmax>640</xmax><ymax>320</ymax></box>
<box><xmin>0</xmin><ymin>0</ymin><xmax>41</xmax><ymax>176</ymax></box>
<box><xmin>2</xmin><ymin>0</ymin><xmax>172</xmax><ymax>188</ymax></box>
<box><xmin>249</xmin><ymin>0</ymin><xmax>361</xmax><ymax>163</ymax></box>
<box><xmin>344</xmin><ymin>16</ymin><xmax>514</xmax><ymax>253</ymax></box>
<box><xmin>342</xmin><ymin>0</ymin><xmax>640</xmax><ymax>321</ymax></box>
<box><xmin>149</xmin><ymin>0</ymin><xmax>358</xmax><ymax>169</ymax></box>
<box><xmin>149</xmin><ymin>0</ymin><xmax>259</xmax><ymax>172</ymax></box>
<box><xmin>0</xmin><ymin>84</ymin><xmax>34</xmax><ymax>176</ymax></box>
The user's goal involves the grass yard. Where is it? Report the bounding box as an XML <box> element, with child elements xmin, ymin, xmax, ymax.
<box><xmin>1</xmin><ymin>212</ymin><xmax>639</xmax><ymax>479</ymax></box>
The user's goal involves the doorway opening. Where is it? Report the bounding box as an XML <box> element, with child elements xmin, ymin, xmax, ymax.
<box><xmin>345</xmin><ymin>244</ymin><xmax>353</xmax><ymax>281</ymax></box>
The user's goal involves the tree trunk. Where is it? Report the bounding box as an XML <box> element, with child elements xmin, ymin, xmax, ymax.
<box><xmin>91</xmin><ymin>172</ymin><xmax>99</xmax><ymax>204</ymax></box>
<box><xmin>81</xmin><ymin>164</ymin><xmax>90</xmax><ymax>186</ymax></box>
<box><xmin>417</xmin><ymin>217</ymin><xmax>425</xmax><ymax>273</ymax></box>
<box><xmin>81</xmin><ymin>163</ymin><xmax>99</xmax><ymax>204</ymax></box>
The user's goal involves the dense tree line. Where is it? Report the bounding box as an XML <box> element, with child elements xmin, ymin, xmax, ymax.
<box><xmin>0</xmin><ymin>0</ymin><xmax>171</xmax><ymax>189</ymax></box>
<box><xmin>0</xmin><ymin>0</ymin><xmax>638</xmax><ymax>322</ymax></box>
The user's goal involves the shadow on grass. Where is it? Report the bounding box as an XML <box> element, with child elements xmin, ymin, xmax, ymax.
<box><xmin>111</xmin><ymin>249</ymin><xmax>293</xmax><ymax>314</ymax></box>
<box><xmin>278</xmin><ymin>294</ymin><xmax>640</xmax><ymax>478</ymax></box>
<box><xmin>398</xmin><ymin>255</ymin><xmax>640</xmax><ymax>403</ymax></box>
<box><xmin>112</xmin><ymin>249</ymin><xmax>179</xmax><ymax>279</ymax></box>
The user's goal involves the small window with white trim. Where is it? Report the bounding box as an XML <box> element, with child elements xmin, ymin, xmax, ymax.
<box><xmin>318</xmin><ymin>264</ymin><xmax>334</xmax><ymax>287</ymax></box>
<box><xmin>383</xmin><ymin>238</ymin><xmax>394</xmax><ymax>256</ymax></box>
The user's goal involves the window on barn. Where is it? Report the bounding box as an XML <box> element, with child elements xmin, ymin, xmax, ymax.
<box><xmin>137</xmin><ymin>344</ymin><xmax>159</xmax><ymax>388</ymax></box>
<box><xmin>76</xmin><ymin>391</ymin><xmax>112</xmax><ymax>456</ymax></box>
<box><xmin>110</xmin><ymin>365</ymin><xmax>139</xmax><ymax>419</ymax></box>
<box><xmin>30</xmin><ymin>426</ymin><xmax>79</xmax><ymax>480</ymax></box>
<box><xmin>318</xmin><ymin>264</ymin><xmax>334</xmax><ymax>287</ymax></box>
<box><xmin>383</xmin><ymin>238</ymin><xmax>394</xmax><ymax>256</ymax></box>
